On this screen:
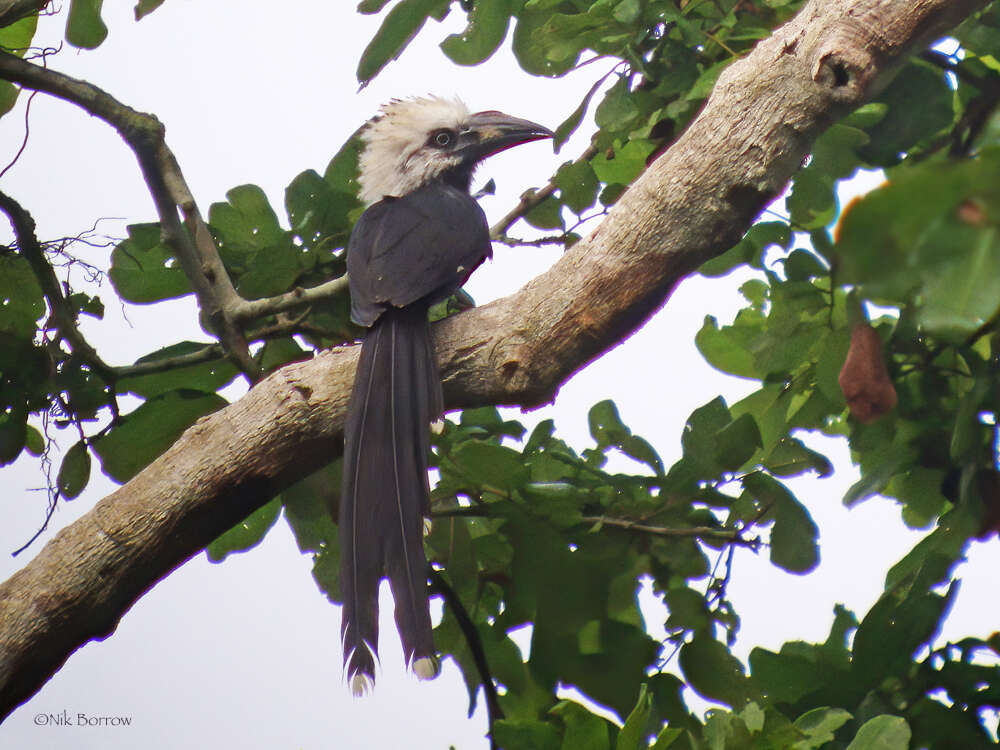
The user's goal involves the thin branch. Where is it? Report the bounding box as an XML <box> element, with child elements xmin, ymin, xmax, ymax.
<box><xmin>0</xmin><ymin>89</ymin><xmax>36</xmax><ymax>179</ymax></box>
<box><xmin>428</xmin><ymin>569</ymin><xmax>504</xmax><ymax>750</ymax></box>
<box><xmin>231</xmin><ymin>276</ymin><xmax>350</xmax><ymax>323</ymax></box>
<box><xmin>0</xmin><ymin>190</ymin><xmax>117</xmax><ymax>382</ymax></box>
<box><xmin>492</xmin><ymin>233</ymin><xmax>572</xmax><ymax>248</ymax></box>
<box><xmin>581</xmin><ymin>516</ymin><xmax>761</xmax><ymax>549</ymax></box>
<box><xmin>488</xmin><ymin>143</ymin><xmax>599</xmax><ymax>240</ymax></box>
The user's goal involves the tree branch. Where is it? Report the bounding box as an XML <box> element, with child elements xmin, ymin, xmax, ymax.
<box><xmin>581</xmin><ymin>516</ymin><xmax>760</xmax><ymax>549</ymax></box>
<box><xmin>0</xmin><ymin>190</ymin><xmax>116</xmax><ymax>381</ymax></box>
<box><xmin>428</xmin><ymin>569</ymin><xmax>504</xmax><ymax>750</ymax></box>
<box><xmin>0</xmin><ymin>49</ymin><xmax>260</xmax><ymax>380</ymax></box>
<box><xmin>0</xmin><ymin>0</ymin><xmax>986</xmax><ymax>720</ymax></box>
<box><xmin>489</xmin><ymin>143</ymin><xmax>599</xmax><ymax>240</ymax></box>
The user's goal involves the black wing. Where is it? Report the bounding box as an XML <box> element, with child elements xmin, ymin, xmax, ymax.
<box><xmin>346</xmin><ymin>181</ymin><xmax>492</xmax><ymax>327</ymax></box>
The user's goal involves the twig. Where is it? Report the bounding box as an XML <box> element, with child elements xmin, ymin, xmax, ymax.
<box><xmin>428</xmin><ymin>569</ymin><xmax>504</xmax><ymax>750</ymax></box>
<box><xmin>582</xmin><ymin>515</ymin><xmax>760</xmax><ymax>548</ymax></box>
<box><xmin>492</xmin><ymin>233</ymin><xmax>572</xmax><ymax>248</ymax></box>
<box><xmin>0</xmin><ymin>190</ymin><xmax>117</xmax><ymax>382</ymax></box>
<box><xmin>489</xmin><ymin>143</ymin><xmax>599</xmax><ymax>240</ymax></box>
<box><xmin>0</xmin><ymin>89</ymin><xmax>36</xmax><ymax>179</ymax></box>
<box><xmin>231</xmin><ymin>276</ymin><xmax>349</xmax><ymax>323</ymax></box>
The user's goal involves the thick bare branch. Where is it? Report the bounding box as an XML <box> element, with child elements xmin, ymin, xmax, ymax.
<box><xmin>0</xmin><ymin>0</ymin><xmax>986</xmax><ymax>721</ymax></box>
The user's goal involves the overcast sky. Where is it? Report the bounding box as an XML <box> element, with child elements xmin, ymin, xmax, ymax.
<box><xmin>1</xmin><ymin>2</ymin><xmax>998</xmax><ymax>748</ymax></box>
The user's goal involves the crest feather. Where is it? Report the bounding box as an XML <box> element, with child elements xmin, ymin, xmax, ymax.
<box><xmin>358</xmin><ymin>96</ymin><xmax>471</xmax><ymax>204</ymax></box>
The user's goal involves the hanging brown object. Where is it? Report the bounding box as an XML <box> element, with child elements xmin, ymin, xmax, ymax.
<box><xmin>838</xmin><ymin>322</ymin><xmax>898</xmax><ymax>423</ymax></box>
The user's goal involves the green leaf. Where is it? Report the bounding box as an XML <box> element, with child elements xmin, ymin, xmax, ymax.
<box><xmin>792</xmin><ymin>707</ymin><xmax>853</xmax><ymax>749</ymax></box>
<box><xmin>282</xmin><ymin>463</ymin><xmax>341</xmax><ymax>554</ymax></box>
<box><xmin>0</xmin><ymin>399</ymin><xmax>27</xmax><ymax>465</ymax></box>
<box><xmin>787</xmin><ymin>168</ymin><xmax>836</xmax><ymax>229</ymax></box>
<box><xmin>451</xmin><ymin>440</ymin><xmax>529</xmax><ymax>491</ymax></box>
<box><xmin>206</xmin><ymin>497</ymin><xmax>282</xmax><ymax>562</ymax></box>
<box><xmin>65</xmin><ymin>0</ymin><xmax>108</xmax><ymax>49</ymax></box>
<box><xmin>0</xmin><ymin>255</ymin><xmax>45</xmax><ymax>337</ymax></box>
<box><xmin>713</xmin><ymin>414</ymin><xmax>762</xmax><ymax>471</ymax></box>
<box><xmin>358</xmin><ymin>0</ymin><xmax>392</xmax><ymax>12</ymax></box>
<box><xmin>859</xmin><ymin>60</ymin><xmax>953</xmax><ymax>165</ymax></box>
<box><xmin>740</xmin><ymin>702</ymin><xmax>765</xmax><ymax>733</ymax></box>
<box><xmin>845</xmin><ymin>715</ymin><xmax>911</xmax><ymax>750</ymax></box>
<box><xmin>0</xmin><ymin>13</ymin><xmax>39</xmax><ymax>53</ymax></box>
<box><xmin>853</xmin><ymin>582</ymin><xmax>958</xmax><ymax>689</ymax></box>
<box><xmin>650</xmin><ymin>727</ymin><xmax>683</xmax><ymax>749</ymax></box>
<box><xmin>57</xmin><ymin>441</ymin><xmax>91</xmax><ymax>500</ymax></box>
<box><xmin>763</xmin><ymin>437</ymin><xmax>832</xmax><ymax>478</ymax></box>
<box><xmin>679</xmin><ymin>634</ymin><xmax>748</xmax><ymax>707</ymax></box>
<box><xmin>134</xmin><ymin>0</ymin><xmax>166</xmax><ymax>20</ymax></box>
<box><xmin>440</xmin><ymin>0</ymin><xmax>511</xmax><ymax>66</ymax></box>
<box><xmin>0</xmin><ymin>82</ymin><xmax>18</xmax><ymax>118</ymax></box>
<box><xmin>93</xmin><ymin>390</ymin><xmax>227</xmax><ymax>482</ymax></box>
<box><xmin>551</xmin><ymin>700</ymin><xmax>611</xmax><ymax>750</ymax></box>
<box><xmin>749</xmin><ymin>647</ymin><xmax>824</xmax><ymax>705</ymax></box>
<box><xmin>616</xmin><ymin>684</ymin><xmax>651</xmax><ymax>750</ymax></box>
<box><xmin>589</xmin><ymin>400</ymin><xmax>664</xmax><ymax>474</ymax></box>
<box><xmin>695</xmin><ymin>316</ymin><xmax>760</xmax><ymax>379</ymax></box>
<box><xmin>554</xmin><ymin>77</ymin><xmax>603</xmax><ymax>150</ymax></box>
<box><xmin>109</xmin><ymin>223</ymin><xmax>192</xmax><ymax>304</ymax></box>
<box><xmin>0</xmin><ymin>14</ymin><xmax>38</xmax><ymax>116</ymax></box>
<box><xmin>356</xmin><ymin>0</ymin><xmax>450</xmax><ymax>84</ymax></box>
<box><xmin>555</xmin><ymin>160</ymin><xmax>600</xmax><ymax>215</ymax></box>
<box><xmin>24</xmin><ymin>425</ymin><xmax>44</xmax><ymax>456</ymax></box>
<box><xmin>595</xmin><ymin>77</ymin><xmax>639</xmax><ymax>132</ymax></box>
<box><xmin>742</xmin><ymin>472</ymin><xmax>819</xmax><ymax>573</ymax></box>
<box><xmin>493</xmin><ymin>719</ymin><xmax>561</xmax><ymax>750</ymax></box>
<box><xmin>591</xmin><ymin>139</ymin><xmax>655</xmax><ymax>185</ymax></box>
<box><xmin>524</xmin><ymin>194</ymin><xmax>565</xmax><ymax>230</ymax></box>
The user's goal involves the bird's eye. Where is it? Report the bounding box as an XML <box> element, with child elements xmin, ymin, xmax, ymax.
<box><xmin>431</xmin><ymin>130</ymin><xmax>454</xmax><ymax>148</ymax></box>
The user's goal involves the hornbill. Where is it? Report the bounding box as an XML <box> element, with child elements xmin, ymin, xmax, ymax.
<box><xmin>340</xmin><ymin>96</ymin><xmax>552</xmax><ymax>694</ymax></box>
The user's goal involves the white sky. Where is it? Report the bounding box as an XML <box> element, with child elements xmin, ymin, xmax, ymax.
<box><xmin>1</xmin><ymin>2</ymin><xmax>998</xmax><ymax>748</ymax></box>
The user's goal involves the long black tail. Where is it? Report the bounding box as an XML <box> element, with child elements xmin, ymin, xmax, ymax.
<box><xmin>339</xmin><ymin>305</ymin><xmax>442</xmax><ymax>694</ymax></box>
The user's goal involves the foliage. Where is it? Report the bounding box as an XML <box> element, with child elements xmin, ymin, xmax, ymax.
<box><xmin>2</xmin><ymin>0</ymin><xmax>1000</xmax><ymax>748</ymax></box>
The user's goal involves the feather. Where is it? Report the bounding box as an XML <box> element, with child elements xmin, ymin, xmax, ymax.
<box><xmin>340</xmin><ymin>306</ymin><xmax>440</xmax><ymax>687</ymax></box>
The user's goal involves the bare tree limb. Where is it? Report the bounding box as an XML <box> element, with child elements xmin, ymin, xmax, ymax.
<box><xmin>0</xmin><ymin>0</ymin><xmax>986</xmax><ymax>721</ymax></box>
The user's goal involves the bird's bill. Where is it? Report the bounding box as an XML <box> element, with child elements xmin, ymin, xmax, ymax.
<box><xmin>461</xmin><ymin>111</ymin><xmax>553</xmax><ymax>160</ymax></box>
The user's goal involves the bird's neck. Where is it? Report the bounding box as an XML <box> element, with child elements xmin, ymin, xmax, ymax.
<box><xmin>439</xmin><ymin>162</ymin><xmax>476</xmax><ymax>194</ymax></box>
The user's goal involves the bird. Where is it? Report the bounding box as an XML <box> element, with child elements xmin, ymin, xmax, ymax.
<box><xmin>339</xmin><ymin>96</ymin><xmax>552</xmax><ymax>695</ymax></box>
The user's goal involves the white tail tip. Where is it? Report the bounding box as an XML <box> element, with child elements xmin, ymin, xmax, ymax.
<box><xmin>413</xmin><ymin>657</ymin><xmax>440</xmax><ymax>681</ymax></box>
<box><xmin>351</xmin><ymin>674</ymin><xmax>373</xmax><ymax>697</ymax></box>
